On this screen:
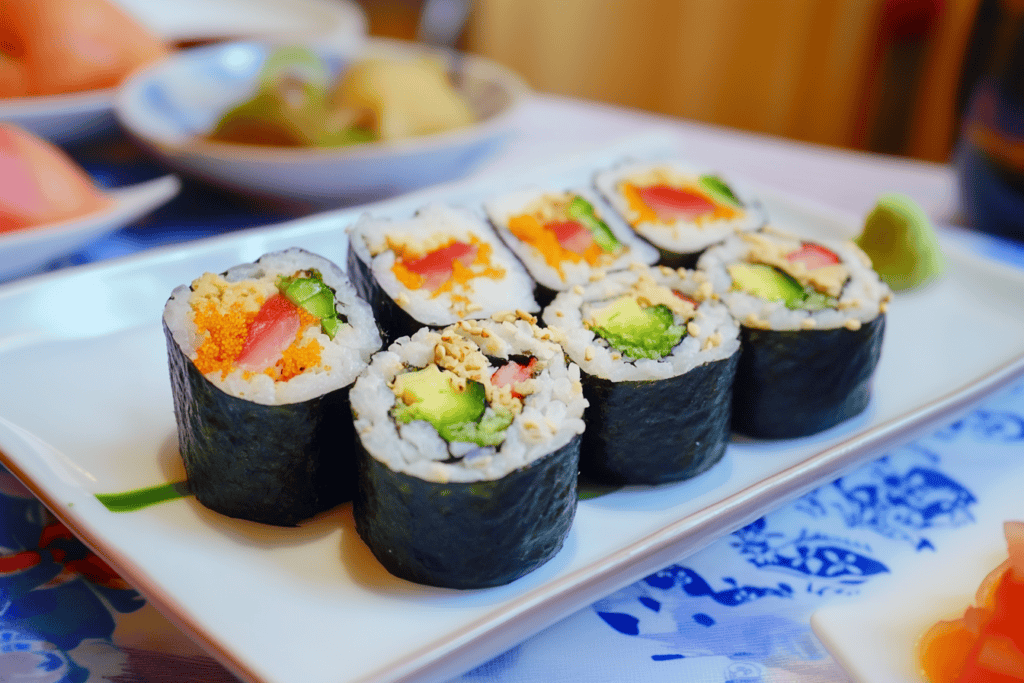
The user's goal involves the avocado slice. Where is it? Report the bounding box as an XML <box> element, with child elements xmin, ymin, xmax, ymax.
<box><xmin>588</xmin><ymin>295</ymin><xmax>685</xmax><ymax>360</ymax></box>
<box><xmin>391</xmin><ymin>365</ymin><xmax>487</xmax><ymax>441</ymax></box>
<box><xmin>856</xmin><ymin>193</ymin><xmax>945</xmax><ymax>291</ymax></box>
<box><xmin>728</xmin><ymin>263</ymin><xmax>839</xmax><ymax>311</ymax></box>
<box><xmin>728</xmin><ymin>263</ymin><xmax>805</xmax><ymax>307</ymax></box>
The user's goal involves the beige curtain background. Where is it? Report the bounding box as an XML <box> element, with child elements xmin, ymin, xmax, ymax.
<box><xmin>465</xmin><ymin>0</ymin><xmax>979</xmax><ymax>162</ymax></box>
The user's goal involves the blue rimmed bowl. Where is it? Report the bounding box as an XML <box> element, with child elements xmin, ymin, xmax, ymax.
<box><xmin>113</xmin><ymin>38</ymin><xmax>530</xmax><ymax>207</ymax></box>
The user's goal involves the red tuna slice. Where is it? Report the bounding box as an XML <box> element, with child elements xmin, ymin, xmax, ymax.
<box><xmin>546</xmin><ymin>220</ymin><xmax>594</xmax><ymax>255</ymax></box>
<box><xmin>403</xmin><ymin>241</ymin><xmax>477</xmax><ymax>291</ymax></box>
<box><xmin>638</xmin><ymin>184</ymin><xmax>716</xmax><ymax>221</ymax></box>
<box><xmin>491</xmin><ymin>357</ymin><xmax>537</xmax><ymax>399</ymax></box>
<box><xmin>236</xmin><ymin>294</ymin><xmax>301</xmax><ymax>371</ymax></box>
<box><xmin>787</xmin><ymin>242</ymin><xmax>841</xmax><ymax>269</ymax></box>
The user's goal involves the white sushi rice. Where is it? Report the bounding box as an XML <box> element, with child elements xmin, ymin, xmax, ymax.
<box><xmin>697</xmin><ymin>227</ymin><xmax>892</xmax><ymax>331</ymax></box>
<box><xmin>164</xmin><ymin>248</ymin><xmax>382</xmax><ymax>406</ymax></box>
<box><xmin>594</xmin><ymin>159</ymin><xmax>764</xmax><ymax>253</ymax></box>
<box><xmin>348</xmin><ymin>203</ymin><xmax>538</xmax><ymax>324</ymax></box>
<box><xmin>350</xmin><ymin>314</ymin><xmax>588</xmax><ymax>483</ymax></box>
<box><xmin>542</xmin><ymin>265</ymin><xmax>741</xmax><ymax>382</ymax></box>
<box><xmin>483</xmin><ymin>185</ymin><xmax>659</xmax><ymax>290</ymax></box>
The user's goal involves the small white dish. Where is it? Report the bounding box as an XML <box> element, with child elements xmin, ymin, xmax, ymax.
<box><xmin>0</xmin><ymin>175</ymin><xmax>181</xmax><ymax>281</ymax></box>
<box><xmin>113</xmin><ymin>38</ymin><xmax>530</xmax><ymax>207</ymax></box>
<box><xmin>0</xmin><ymin>90</ymin><xmax>121</xmax><ymax>145</ymax></box>
<box><xmin>811</xmin><ymin>475</ymin><xmax>1024</xmax><ymax>682</ymax></box>
<box><xmin>0</xmin><ymin>0</ymin><xmax>366</xmax><ymax>144</ymax></box>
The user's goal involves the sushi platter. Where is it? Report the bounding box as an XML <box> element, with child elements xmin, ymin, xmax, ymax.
<box><xmin>1</xmin><ymin>132</ymin><xmax>1024</xmax><ymax>683</ymax></box>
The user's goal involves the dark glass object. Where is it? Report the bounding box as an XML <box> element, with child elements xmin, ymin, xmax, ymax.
<box><xmin>957</xmin><ymin>0</ymin><xmax>1024</xmax><ymax>239</ymax></box>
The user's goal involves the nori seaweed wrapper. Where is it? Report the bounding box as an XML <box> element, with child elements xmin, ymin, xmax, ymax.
<box><xmin>354</xmin><ymin>435</ymin><xmax>581</xmax><ymax>589</ymax></box>
<box><xmin>731</xmin><ymin>314</ymin><xmax>886</xmax><ymax>438</ymax></box>
<box><xmin>164</xmin><ymin>320</ymin><xmax>357</xmax><ymax>526</ymax></box>
<box><xmin>347</xmin><ymin>241</ymin><xmax>423</xmax><ymax>347</ymax></box>
<box><xmin>579</xmin><ymin>351</ymin><xmax>739</xmax><ymax>485</ymax></box>
<box><xmin>654</xmin><ymin>247</ymin><xmax>702</xmax><ymax>271</ymax></box>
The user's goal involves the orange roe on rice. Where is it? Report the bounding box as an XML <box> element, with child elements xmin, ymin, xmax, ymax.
<box><xmin>192</xmin><ymin>299</ymin><xmax>260</xmax><ymax>378</ymax></box>
<box><xmin>432</xmin><ymin>240</ymin><xmax>504</xmax><ymax>297</ymax></box>
<box><xmin>621</xmin><ymin>182</ymin><xmax>740</xmax><ymax>226</ymax></box>
<box><xmin>193</xmin><ymin>296</ymin><xmax>323</xmax><ymax>382</ymax></box>
<box><xmin>390</xmin><ymin>236</ymin><xmax>505</xmax><ymax>297</ymax></box>
<box><xmin>392</xmin><ymin>261</ymin><xmax>424</xmax><ymax>290</ymax></box>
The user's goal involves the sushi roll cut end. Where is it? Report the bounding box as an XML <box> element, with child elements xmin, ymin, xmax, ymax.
<box><xmin>701</xmin><ymin>229</ymin><xmax>891</xmax><ymax>438</ymax></box>
<box><xmin>544</xmin><ymin>266</ymin><xmax>740</xmax><ymax>485</ymax></box>
<box><xmin>164</xmin><ymin>249</ymin><xmax>380</xmax><ymax>525</ymax></box>
<box><xmin>351</xmin><ymin>311</ymin><xmax>586</xmax><ymax>587</ymax></box>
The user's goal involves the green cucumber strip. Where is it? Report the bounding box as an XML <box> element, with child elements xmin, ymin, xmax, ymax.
<box><xmin>284</xmin><ymin>278</ymin><xmax>323</xmax><ymax>304</ymax></box>
<box><xmin>698</xmin><ymin>175</ymin><xmax>741</xmax><ymax>207</ymax></box>
<box><xmin>566</xmin><ymin>196</ymin><xmax>621</xmax><ymax>253</ymax></box>
<box><xmin>278</xmin><ymin>270</ymin><xmax>344</xmax><ymax>338</ymax></box>
<box><xmin>96</xmin><ymin>480</ymin><xmax>192</xmax><ymax>513</ymax></box>
<box><xmin>320</xmin><ymin>316</ymin><xmax>342</xmax><ymax>339</ymax></box>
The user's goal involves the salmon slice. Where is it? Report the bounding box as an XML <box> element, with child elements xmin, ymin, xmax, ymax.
<box><xmin>403</xmin><ymin>241</ymin><xmax>477</xmax><ymax>291</ymax></box>
<box><xmin>546</xmin><ymin>220</ymin><xmax>593</xmax><ymax>255</ymax></box>
<box><xmin>637</xmin><ymin>184</ymin><xmax>716</xmax><ymax>221</ymax></box>
<box><xmin>236</xmin><ymin>294</ymin><xmax>301</xmax><ymax>371</ymax></box>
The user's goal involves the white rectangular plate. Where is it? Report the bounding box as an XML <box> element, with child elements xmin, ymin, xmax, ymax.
<box><xmin>1</xmin><ymin>133</ymin><xmax>1023</xmax><ymax>683</ymax></box>
<box><xmin>811</xmin><ymin>474</ymin><xmax>1023</xmax><ymax>682</ymax></box>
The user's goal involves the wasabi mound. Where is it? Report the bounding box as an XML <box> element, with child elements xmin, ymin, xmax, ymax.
<box><xmin>856</xmin><ymin>193</ymin><xmax>945</xmax><ymax>291</ymax></box>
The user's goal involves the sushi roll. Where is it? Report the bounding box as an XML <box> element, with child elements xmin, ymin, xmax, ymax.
<box><xmin>595</xmin><ymin>160</ymin><xmax>762</xmax><ymax>268</ymax></box>
<box><xmin>483</xmin><ymin>186</ymin><xmax>659</xmax><ymax>305</ymax></box>
<box><xmin>163</xmin><ymin>248</ymin><xmax>381</xmax><ymax>525</ymax></box>
<box><xmin>346</xmin><ymin>203</ymin><xmax>539</xmax><ymax>346</ymax></box>
<box><xmin>350</xmin><ymin>312</ymin><xmax>586</xmax><ymax>588</ymax></box>
<box><xmin>543</xmin><ymin>264</ymin><xmax>741</xmax><ymax>485</ymax></box>
<box><xmin>698</xmin><ymin>228</ymin><xmax>892</xmax><ymax>438</ymax></box>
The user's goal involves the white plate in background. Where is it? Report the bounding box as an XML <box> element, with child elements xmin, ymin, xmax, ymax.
<box><xmin>0</xmin><ymin>174</ymin><xmax>181</xmax><ymax>282</ymax></box>
<box><xmin>0</xmin><ymin>0</ymin><xmax>366</xmax><ymax>144</ymax></box>
<box><xmin>114</xmin><ymin>38</ymin><xmax>529</xmax><ymax>207</ymax></box>
<box><xmin>1</xmin><ymin>133</ymin><xmax>1023</xmax><ymax>683</ymax></box>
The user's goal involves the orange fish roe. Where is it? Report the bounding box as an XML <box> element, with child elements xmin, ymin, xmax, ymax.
<box><xmin>507</xmin><ymin>213</ymin><xmax>605</xmax><ymax>276</ymax></box>
<box><xmin>392</xmin><ymin>262</ymin><xmax>424</xmax><ymax>290</ymax></box>
<box><xmin>192</xmin><ymin>299</ymin><xmax>261</xmax><ymax>378</ymax></box>
<box><xmin>193</xmin><ymin>294</ymin><xmax>324</xmax><ymax>382</ymax></box>
<box><xmin>621</xmin><ymin>182</ymin><xmax>740</xmax><ymax>226</ymax></box>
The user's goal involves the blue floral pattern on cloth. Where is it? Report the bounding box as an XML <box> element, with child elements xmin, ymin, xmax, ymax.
<box><xmin>528</xmin><ymin>392</ymin><xmax>1024</xmax><ymax>683</ymax></box>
